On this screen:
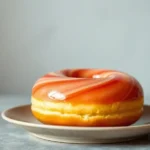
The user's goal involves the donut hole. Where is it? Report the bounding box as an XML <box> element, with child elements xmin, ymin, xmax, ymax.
<box><xmin>61</xmin><ymin>69</ymin><xmax>116</xmax><ymax>81</ymax></box>
<box><xmin>62</xmin><ymin>69</ymin><xmax>109</xmax><ymax>79</ymax></box>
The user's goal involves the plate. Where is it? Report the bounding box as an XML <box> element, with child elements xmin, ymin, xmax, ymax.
<box><xmin>1</xmin><ymin>104</ymin><xmax>150</xmax><ymax>144</ymax></box>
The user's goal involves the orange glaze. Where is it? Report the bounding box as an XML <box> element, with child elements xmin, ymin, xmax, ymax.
<box><xmin>32</xmin><ymin>69</ymin><xmax>143</xmax><ymax>105</ymax></box>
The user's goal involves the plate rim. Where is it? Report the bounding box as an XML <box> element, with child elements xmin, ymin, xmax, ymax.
<box><xmin>1</xmin><ymin>104</ymin><xmax>150</xmax><ymax>131</ymax></box>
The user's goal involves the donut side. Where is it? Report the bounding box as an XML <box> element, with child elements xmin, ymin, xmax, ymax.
<box><xmin>31</xmin><ymin>97</ymin><xmax>143</xmax><ymax>126</ymax></box>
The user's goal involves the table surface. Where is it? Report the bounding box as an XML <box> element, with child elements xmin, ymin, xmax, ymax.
<box><xmin>0</xmin><ymin>95</ymin><xmax>150</xmax><ymax>150</ymax></box>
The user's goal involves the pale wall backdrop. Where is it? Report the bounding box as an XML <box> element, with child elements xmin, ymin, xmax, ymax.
<box><xmin>0</xmin><ymin>0</ymin><xmax>150</xmax><ymax>103</ymax></box>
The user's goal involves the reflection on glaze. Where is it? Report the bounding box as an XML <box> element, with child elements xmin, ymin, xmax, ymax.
<box><xmin>48</xmin><ymin>90</ymin><xmax>66</xmax><ymax>100</ymax></box>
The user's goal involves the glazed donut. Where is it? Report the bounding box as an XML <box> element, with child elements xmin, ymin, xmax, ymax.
<box><xmin>31</xmin><ymin>68</ymin><xmax>144</xmax><ymax>127</ymax></box>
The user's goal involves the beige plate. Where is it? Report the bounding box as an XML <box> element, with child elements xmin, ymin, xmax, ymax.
<box><xmin>1</xmin><ymin>104</ymin><xmax>150</xmax><ymax>144</ymax></box>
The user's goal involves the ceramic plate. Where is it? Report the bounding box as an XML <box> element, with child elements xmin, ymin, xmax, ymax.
<box><xmin>1</xmin><ymin>104</ymin><xmax>150</xmax><ymax>144</ymax></box>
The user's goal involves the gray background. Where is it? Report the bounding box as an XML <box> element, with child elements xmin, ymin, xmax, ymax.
<box><xmin>0</xmin><ymin>0</ymin><xmax>150</xmax><ymax>103</ymax></box>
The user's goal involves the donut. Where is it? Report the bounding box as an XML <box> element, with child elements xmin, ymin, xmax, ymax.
<box><xmin>31</xmin><ymin>68</ymin><xmax>144</xmax><ymax>127</ymax></box>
